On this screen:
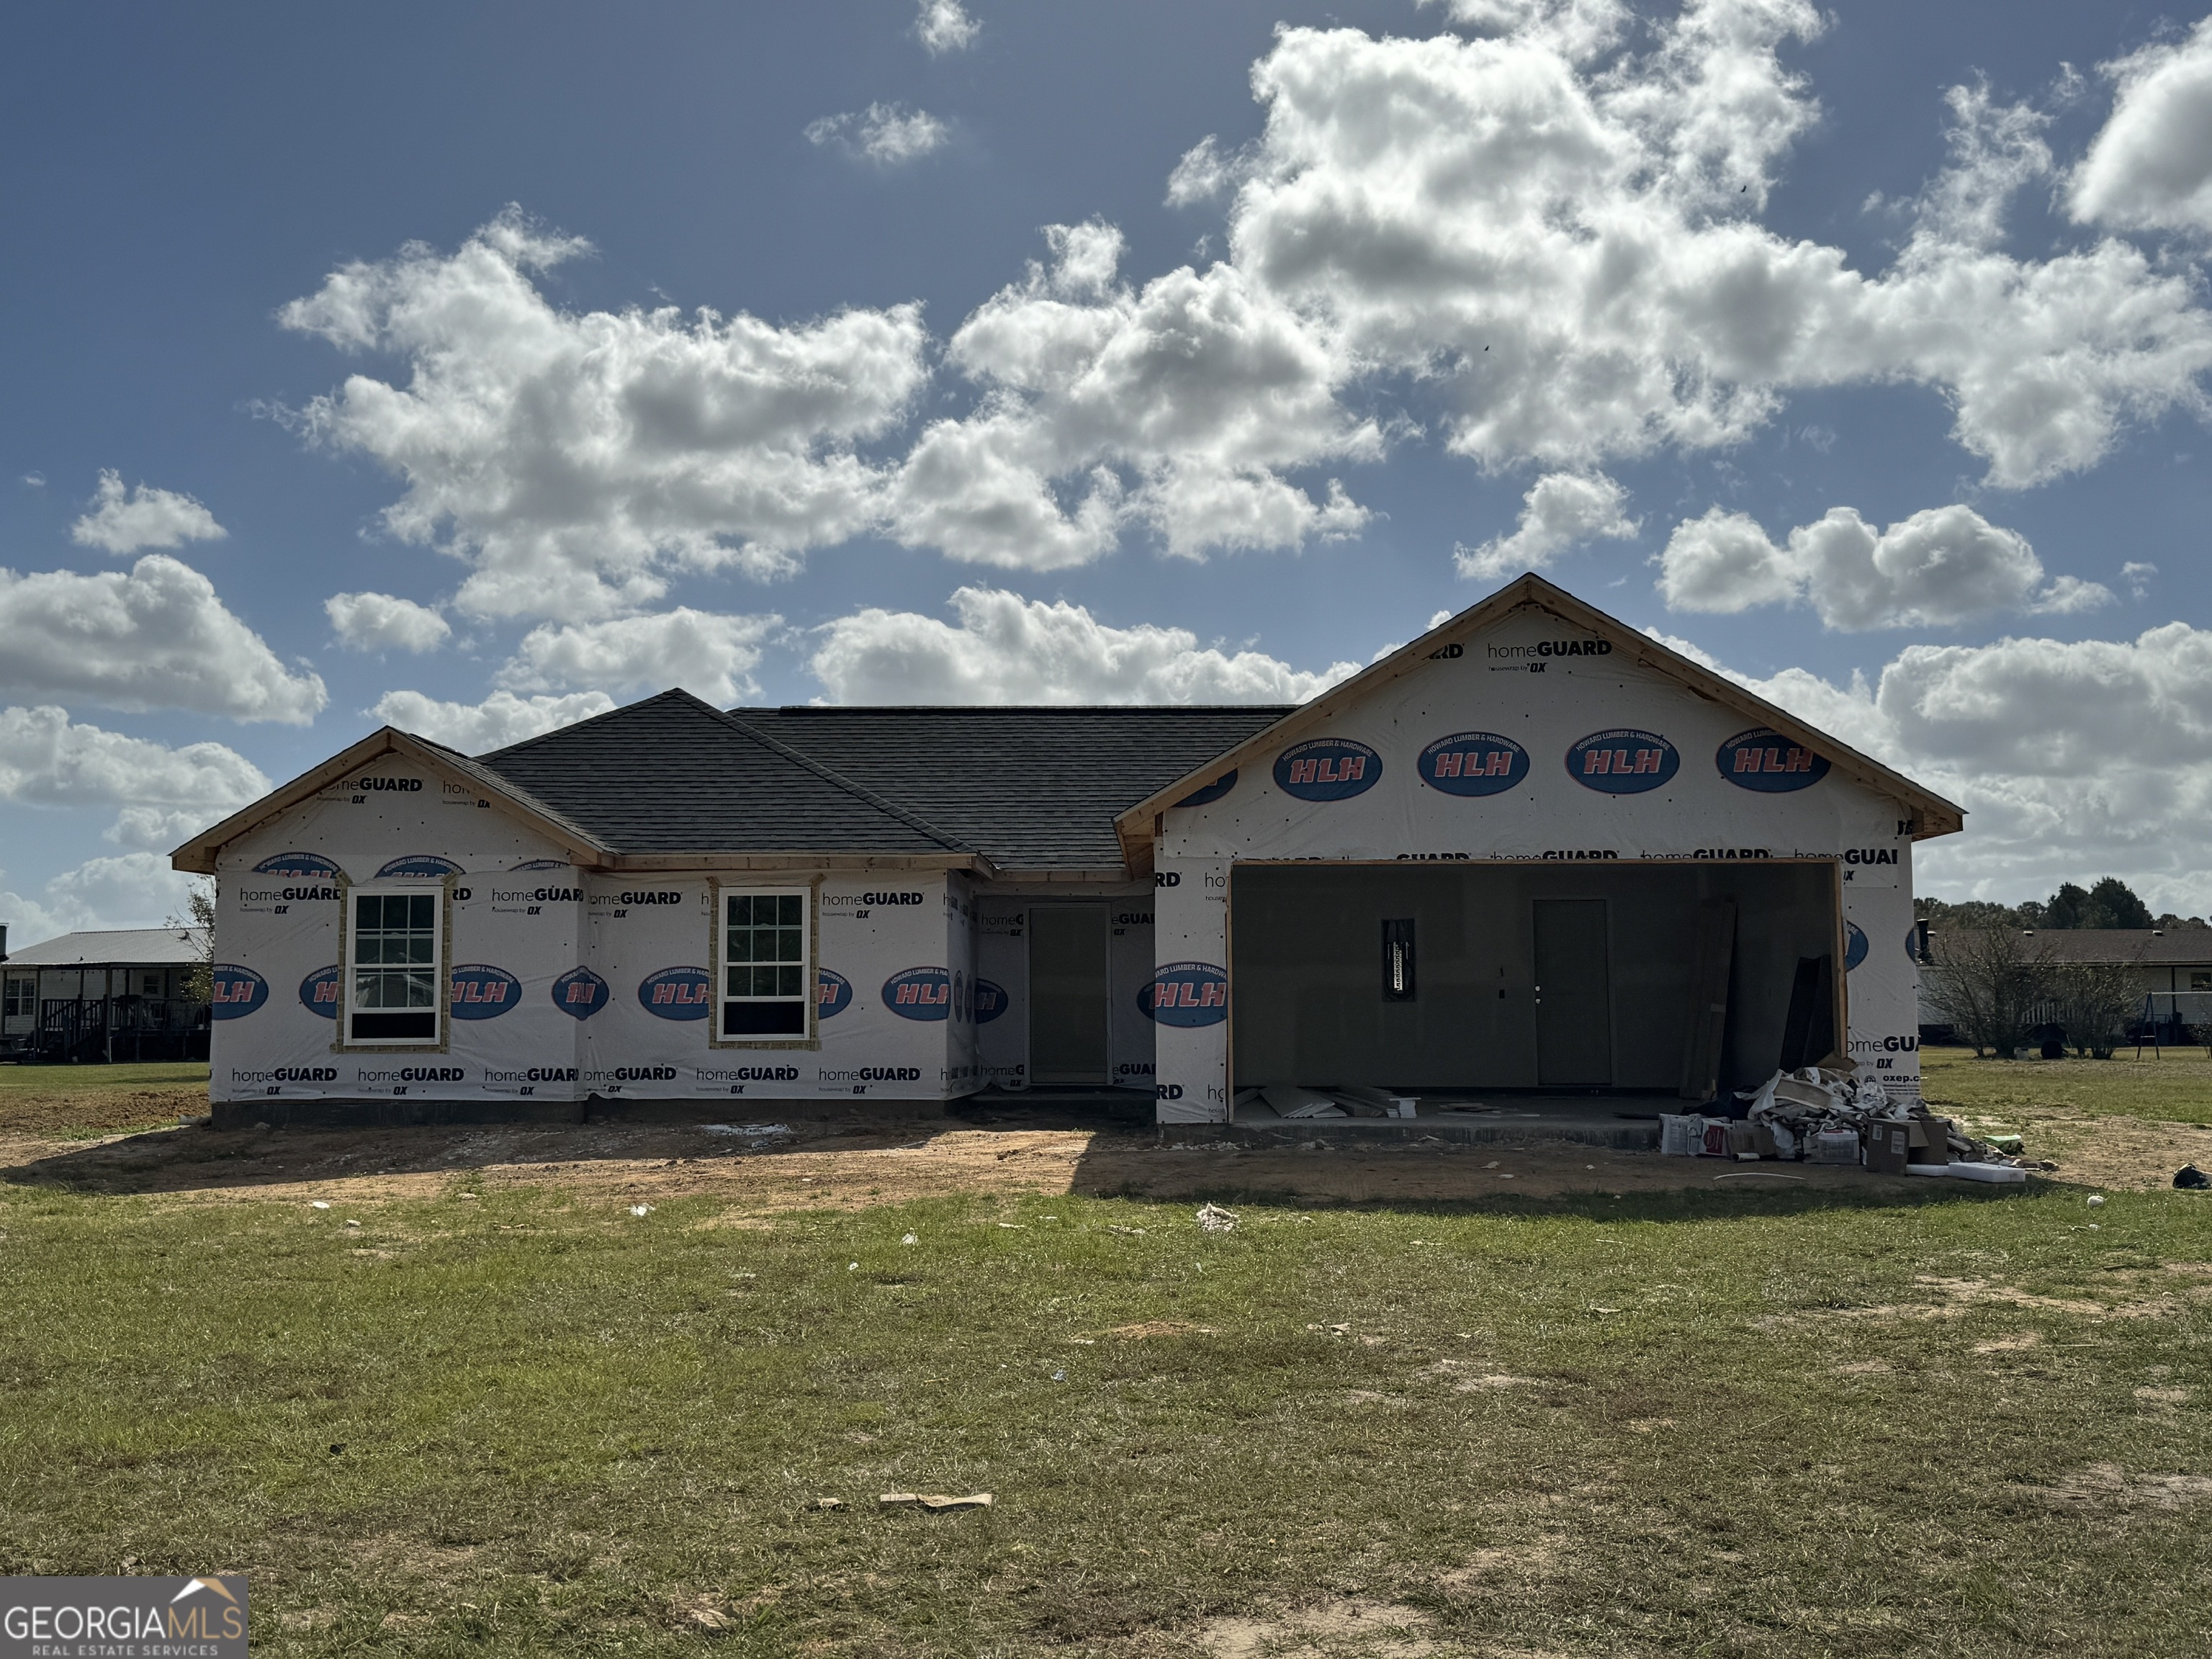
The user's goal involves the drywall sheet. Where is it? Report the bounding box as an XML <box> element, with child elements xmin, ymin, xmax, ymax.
<box><xmin>1151</xmin><ymin>601</ymin><xmax>1927</xmax><ymax>1119</ymax></box>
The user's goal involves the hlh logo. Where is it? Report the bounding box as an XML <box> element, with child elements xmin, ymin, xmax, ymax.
<box><xmin>1845</xmin><ymin>921</ymin><xmax>1869</xmax><ymax>971</ymax></box>
<box><xmin>974</xmin><ymin>977</ymin><xmax>1009</xmax><ymax>1024</ymax></box>
<box><xmin>1143</xmin><ymin>961</ymin><xmax>1228</xmax><ymax>1027</ymax></box>
<box><xmin>639</xmin><ymin>967</ymin><xmax>711</xmax><ymax>1020</ymax></box>
<box><xmin>817</xmin><ymin>967</ymin><xmax>853</xmax><ymax>1019</ymax></box>
<box><xmin>1174</xmin><ymin>770</ymin><xmax>1238</xmax><ymax>808</ymax></box>
<box><xmin>449</xmin><ymin>963</ymin><xmax>521</xmax><ymax>1019</ymax></box>
<box><xmin>376</xmin><ymin>854</ymin><xmax>464</xmax><ymax>878</ymax></box>
<box><xmin>1567</xmin><ymin>729</ymin><xmax>1679</xmax><ymax>794</ymax></box>
<box><xmin>300</xmin><ymin>966</ymin><xmax>341</xmax><ymax>1018</ymax></box>
<box><xmin>209</xmin><ymin>965</ymin><xmax>267</xmax><ymax>1019</ymax></box>
<box><xmin>253</xmin><ymin>851</ymin><xmax>342</xmax><ymax>878</ymax></box>
<box><xmin>550</xmin><ymin>966</ymin><xmax>610</xmax><ymax>1020</ymax></box>
<box><xmin>1418</xmin><ymin>731</ymin><xmax>1529</xmax><ymax>798</ymax></box>
<box><xmin>884</xmin><ymin>966</ymin><xmax>952</xmax><ymax>1021</ymax></box>
<box><xmin>1717</xmin><ymin>727</ymin><xmax>1830</xmax><ymax>792</ymax></box>
<box><xmin>1273</xmin><ymin>738</ymin><xmax>1381</xmax><ymax>802</ymax></box>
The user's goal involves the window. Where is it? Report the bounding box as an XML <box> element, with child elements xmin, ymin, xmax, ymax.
<box><xmin>141</xmin><ymin>973</ymin><xmax>163</xmax><ymax>999</ymax></box>
<box><xmin>349</xmin><ymin>889</ymin><xmax>441</xmax><ymax>1043</ymax></box>
<box><xmin>2</xmin><ymin>975</ymin><xmax>30</xmax><ymax>1019</ymax></box>
<box><xmin>721</xmin><ymin>891</ymin><xmax>810</xmax><ymax>1039</ymax></box>
<box><xmin>2193</xmin><ymin>971</ymin><xmax>2211</xmax><ymax>992</ymax></box>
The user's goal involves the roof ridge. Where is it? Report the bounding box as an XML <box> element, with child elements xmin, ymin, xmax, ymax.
<box><xmin>476</xmin><ymin>689</ymin><xmax>688</xmax><ymax>764</ymax></box>
<box><xmin>703</xmin><ymin>698</ymin><xmax>976</xmax><ymax>854</ymax></box>
<box><xmin>739</xmin><ymin>703</ymin><xmax>1302</xmax><ymax>715</ymax></box>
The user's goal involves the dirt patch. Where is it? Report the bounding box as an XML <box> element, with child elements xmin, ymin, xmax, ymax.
<box><xmin>1110</xmin><ymin>1320</ymin><xmax>1218</xmax><ymax>1340</ymax></box>
<box><xmin>1</xmin><ymin>1093</ymin><xmax>2200</xmax><ymax>1213</ymax></box>
<box><xmin>1973</xmin><ymin>1114</ymin><xmax>2212</xmax><ymax>1192</ymax></box>
<box><xmin>2041</xmin><ymin>1463</ymin><xmax>2212</xmax><ymax>1512</ymax></box>
<box><xmin>1437</xmin><ymin>1536</ymin><xmax>1564</xmax><ymax>1593</ymax></box>
<box><xmin>1191</xmin><ymin>1599</ymin><xmax>1440</xmax><ymax>1658</ymax></box>
<box><xmin>0</xmin><ymin>1087</ymin><xmax>205</xmax><ymax>1137</ymax></box>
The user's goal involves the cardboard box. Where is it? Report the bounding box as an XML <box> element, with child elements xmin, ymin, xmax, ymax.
<box><xmin>1861</xmin><ymin>1120</ymin><xmax>1912</xmax><ymax>1174</ymax></box>
<box><xmin>1907</xmin><ymin>1116</ymin><xmax>1951</xmax><ymax>1166</ymax></box>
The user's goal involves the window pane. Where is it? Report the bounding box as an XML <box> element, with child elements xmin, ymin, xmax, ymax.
<box><xmin>356</xmin><ymin>894</ymin><xmax>380</xmax><ymax>930</ymax></box>
<box><xmin>777</xmin><ymin>894</ymin><xmax>802</xmax><ymax>925</ymax></box>
<box><xmin>726</xmin><ymin>967</ymin><xmax>750</xmax><ymax>997</ymax></box>
<box><xmin>409</xmin><ymin>894</ymin><xmax>436</xmax><ymax>929</ymax></box>
<box><xmin>751</xmin><ymin>966</ymin><xmax>779</xmax><ymax>997</ymax></box>
<box><xmin>728</xmin><ymin>894</ymin><xmax>752</xmax><ymax>926</ymax></box>
<box><xmin>776</xmin><ymin>927</ymin><xmax>803</xmax><ymax>961</ymax></box>
<box><xmin>776</xmin><ymin>965</ymin><xmax>801</xmax><ymax>997</ymax></box>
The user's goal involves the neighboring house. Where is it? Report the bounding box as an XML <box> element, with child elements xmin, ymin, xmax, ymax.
<box><xmin>171</xmin><ymin>573</ymin><xmax>1962</xmax><ymax>1121</ymax></box>
<box><xmin>0</xmin><ymin>927</ymin><xmax>211</xmax><ymax>1063</ymax></box>
<box><xmin>1918</xmin><ymin>927</ymin><xmax>2212</xmax><ymax>1043</ymax></box>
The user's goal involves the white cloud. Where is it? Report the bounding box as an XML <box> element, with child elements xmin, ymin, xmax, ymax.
<box><xmin>2071</xmin><ymin>19</ymin><xmax>2212</xmax><ymax>233</ymax></box>
<box><xmin>69</xmin><ymin>470</ymin><xmax>226</xmax><ymax>554</ymax></box>
<box><xmin>890</xmin><ymin>222</ymin><xmax>1377</xmax><ymax>567</ymax></box>
<box><xmin>806</xmin><ymin>103</ymin><xmax>949</xmax><ymax>165</ymax></box>
<box><xmin>497</xmin><ymin>608</ymin><xmax>778</xmax><ymax>704</ymax></box>
<box><xmin>1217</xmin><ymin>13</ymin><xmax>2212</xmax><ymax>489</ymax></box>
<box><xmin>0</xmin><ymin>557</ymin><xmax>326</xmax><ymax>723</ymax></box>
<box><xmin>279</xmin><ymin>209</ymin><xmax>927</xmax><ymax>621</ymax></box>
<box><xmin>1456</xmin><ymin>470</ymin><xmax>1636</xmax><ymax>580</ymax></box>
<box><xmin>0</xmin><ymin>705</ymin><xmax>266</xmax><ymax>811</ymax></box>
<box><xmin>325</xmin><ymin>590</ymin><xmax>451</xmax><ymax>654</ymax></box>
<box><xmin>105</xmin><ymin>806</ymin><xmax>222</xmax><ymax>853</ymax></box>
<box><xmin>914</xmin><ymin>0</ymin><xmax>979</xmax><ymax>55</ymax></box>
<box><xmin>2123</xmin><ymin>559</ymin><xmax>2158</xmax><ymax>598</ymax></box>
<box><xmin>811</xmin><ymin>586</ymin><xmax>1359</xmax><ymax>704</ymax></box>
<box><xmin>0</xmin><ymin>851</ymin><xmax>199</xmax><ymax>944</ymax></box>
<box><xmin>1658</xmin><ymin>502</ymin><xmax>2111</xmax><ymax>629</ymax></box>
<box><xmin>369</xmin><ymin>688</ymin><xmax>618</xmax><ymax>752</ymax></box>
<box><xmin>1691</xmin><ymin>624</ymin><xmax>2212</xmax><ymax>908</ymax></box>
<box><xmin>1166</xmin><ymin>136</ymin><xmax>1251</xmax><ymax>207</ymax></box>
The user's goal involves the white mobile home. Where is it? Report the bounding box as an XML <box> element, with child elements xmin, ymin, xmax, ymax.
<box><xmin>172</xmin><ymin>575</ymin><xmax>1961</xmax><ymax>1122</ymax></box>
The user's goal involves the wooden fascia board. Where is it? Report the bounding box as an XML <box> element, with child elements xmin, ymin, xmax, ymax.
<box><xmin>1113</xmin><ymin>572</ymin><xmax>1965</xmax><ymax>854</ymax></box>
<box><xmin>169</xmin><ymin>729</ymin><xmax>611</xmax><ymax>875</ymax></box>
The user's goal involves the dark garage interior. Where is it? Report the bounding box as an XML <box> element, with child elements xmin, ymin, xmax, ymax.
<box><xmin>1231</xmin><ymin>861</ymin><xmax>1842</xmax><ymax>1101</ymax></box>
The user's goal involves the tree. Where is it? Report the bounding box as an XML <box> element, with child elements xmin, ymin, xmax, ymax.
<box><xmin>2049</xmin><ymin>959</ymin><xmax>2141</xmax><ymax>1058</ymax></box>
<box><xmin>1924</xmin><ymin>921</ymin><xmax>2056</xmax><ymax>1057</ymax></box>
<box><xmin>168</xmin><ymin>879</ymin><xmax>215</xmax><ymax>1005</ymax></box>
<box><xmin>2086</xmin><ymin>877</ymin><xmax>2154</xmax><ymax>930</ymax></box>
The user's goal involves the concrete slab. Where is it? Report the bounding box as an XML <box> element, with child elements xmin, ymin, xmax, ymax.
<box><xmin>1189</xmin><ymin>1099</ymin><xmax>1666</xmax><ymax>1151</ymax></box>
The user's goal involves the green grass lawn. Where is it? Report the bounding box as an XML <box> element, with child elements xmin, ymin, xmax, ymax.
<box><xmin>0</xmin><ymin>1060</ymin><xmax>208</xmax><ymax>1094</ymax></box>
<box><xmin>1</xmin><ymin>1170</ymin><xmax>2208</xmax><ymax>1656</ymax></box>
<box><xmin>1922</xmin><ymin>1046</ymin><xmax>2212</xmax><ymax>1128</ymax></box>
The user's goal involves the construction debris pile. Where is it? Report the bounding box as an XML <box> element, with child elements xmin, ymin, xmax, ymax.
<box><xmin>1661</xmin><ymin>1064</ymin><xmax>2033</xmax><ymax>1183</ymax></box>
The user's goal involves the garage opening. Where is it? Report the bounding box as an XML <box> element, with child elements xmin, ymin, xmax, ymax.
<box><xmin>1231</xmin><ymin>861</ymin><xmax>1840</xmax><ymax>1107</ymax></box>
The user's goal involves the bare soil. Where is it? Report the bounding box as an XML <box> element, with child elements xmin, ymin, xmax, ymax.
<box><xmin>4</xmin><ymin>1089</ymin><xmax>2201</xmax><ymax>1210</ymax></box>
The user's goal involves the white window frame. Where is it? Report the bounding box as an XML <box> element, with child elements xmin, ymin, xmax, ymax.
<box><xmin>2</xmin><ymin>973</ymin><xmax>32</xmax><ymax>1020</ymax></box>
<box><xmin>339</xmin><ymin>881</ymin><xmax>449</xmax><ymax>1050</ymax></box>
<box><xmin>711</xmin><ymin>883</ymin><xmax>817</xmax><ymax>1047</ymax></box>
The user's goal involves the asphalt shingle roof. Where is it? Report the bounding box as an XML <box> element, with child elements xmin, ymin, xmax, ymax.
<box><xmin>475</xmin><ymin>692</ymin><xmax>969</xmax><ymax>857</ymax></box>
<box><xmin>732</xmin><ymin>704</ymin><xmax>1292</xmax><ymax>871</ymax></box>
<box><xmin>467</xmin><ymin>693</ymin><xmax>1290</xmax><ymax>871</ymax></box>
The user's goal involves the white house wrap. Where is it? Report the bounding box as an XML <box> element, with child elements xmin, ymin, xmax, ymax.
<box><xmin>175</xmin><ymin>575</ymin><xmax>1959</xmax><ymax>1125</ymax></box>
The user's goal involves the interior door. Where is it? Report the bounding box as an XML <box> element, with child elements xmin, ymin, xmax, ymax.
<box><xmin>1030</xmin><ymin>904</ymin><xmax>1109</xmax><ymax>1084</ymax></box>
<box><xmin>1534</xmin><ymin>898</ymin><xmax>1612</xmax><ymax>1087</ymax></box>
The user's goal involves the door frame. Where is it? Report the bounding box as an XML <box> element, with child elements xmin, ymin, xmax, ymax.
<box><xmin>1026</xmin><ymin>899</ymin><xmax>1112</xmax><ymax>1085</ymax></box>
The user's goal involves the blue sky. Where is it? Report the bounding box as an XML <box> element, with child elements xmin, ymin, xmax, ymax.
<box><xmin>6</xmin><ymin>0</ymin><xmax>2212</xmax><ymax>942</ymax></box>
